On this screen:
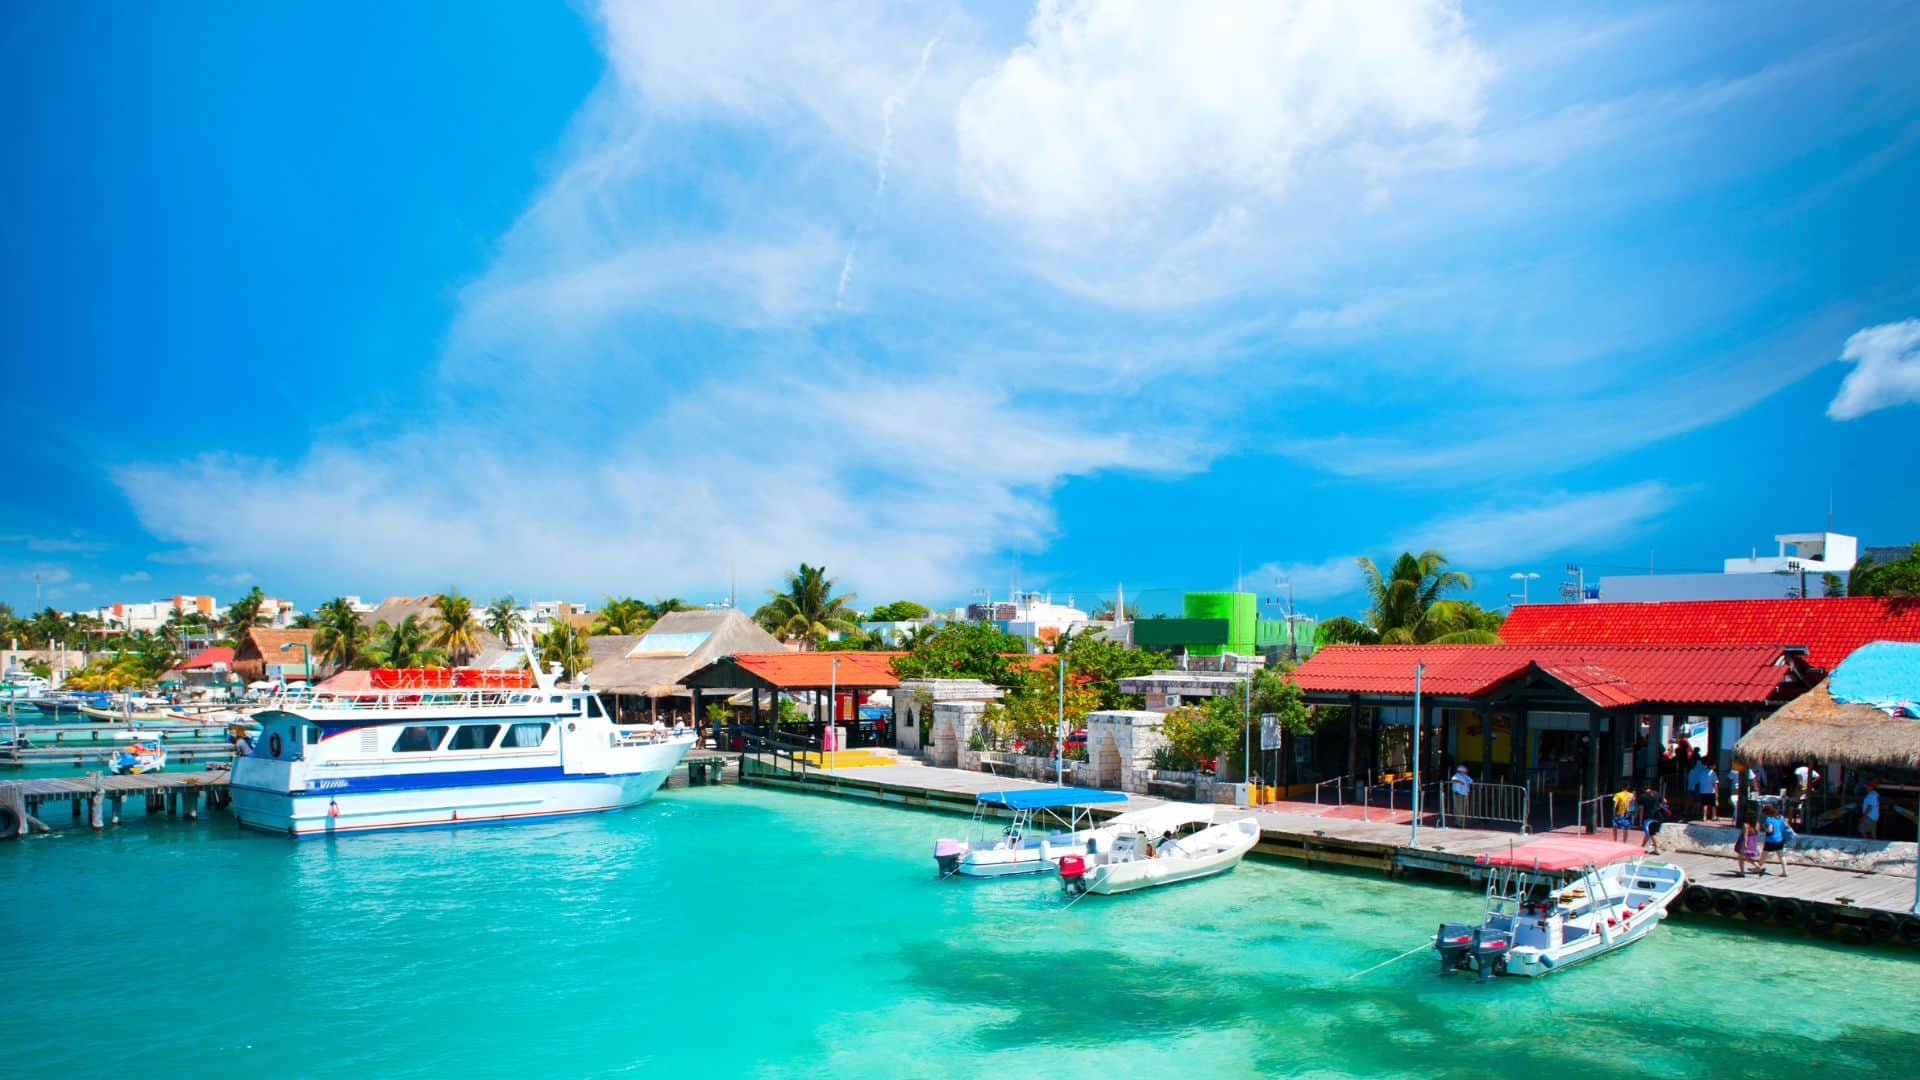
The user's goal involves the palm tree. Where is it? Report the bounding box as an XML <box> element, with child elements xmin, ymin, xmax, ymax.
<box><xmin>593</xmin><ymin>596</ymin><xmax>652</xmax><ymax>636</ymax></box>
<box><xmin>362</xmin><ymin>615</ymin><xmax>446</xmax><ymax>669</ymax></box>
<box><xmin>650</xmin><ymin>597</ymin><xmax>694</xmax><ymax>617</ymax></box>
<box><xmin>1320</xmin><ymin>550</ymin><xmax>1500</xmax><ymax>645</ymax></box>
<box><xmin>223</xmin><ymin>586</ymin><xmax>269</xmax><ymax>640</ymax></box>
<box><xmin>536</xmin><ymin>621</ymin><xmax>592</xmax><ymax>681</ymax></box>
<box><xmin>431</xmin><ymin>590</ymin><xmax>482</xmax><ymax>666</ymax></box>
<box><xmin>312</xmin><ymin>597</ymin><xmax>368</xmax><ymax>671</ymax></box>
<box><xmin>484</xmin><ymin>595</ymin><xmax>525</xmax><ymax>646</ymax></box>
<box><xmin>757</xmin><ymin>563</ymin><xmax>859</xmax><ymax>649</ymax></box>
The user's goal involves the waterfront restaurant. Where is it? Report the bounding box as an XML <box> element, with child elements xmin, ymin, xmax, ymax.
<box><xmin>682</xmin><ymin>652</ymin><xmax>906</xmax><ymax>750</ymax></box>
<box><xmin>1287</xmin><ymin>643</ymin><xmax>1814</xmax><ymax>825</ymax></box>
<box><xmin>580</xmin><ymin>609</ymin><xmax>784</xmax><ymax>726</ymax></box>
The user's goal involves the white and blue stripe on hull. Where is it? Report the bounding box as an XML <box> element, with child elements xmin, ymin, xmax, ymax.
<box><xmin>233</xmin><ymin>767</ymin><xmax>676</xmax><ymax>837</ymax></box>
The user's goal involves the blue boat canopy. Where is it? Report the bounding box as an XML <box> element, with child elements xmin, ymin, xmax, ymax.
<box><xmin>975</xmin><ymin>787</ymin><xmax>1127</xmax><ymax>810</ymax></box>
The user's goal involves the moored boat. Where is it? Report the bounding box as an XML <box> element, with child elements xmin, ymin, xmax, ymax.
<box><xmin>1434</xmin><ymin>836</ymin><xmax>1686</xmax><ymax>979</ymax></box>
<box><xmin>1055</xmin><ymin>805</ymin><xmax>1261</xmax><ymax>896</ymax></box>
<box><xmin>230</xmin><ymin>660</ymin><xmax>693</xmax><ymax>837</ymax></box>
<box><xmin>934</xmin><ymin>787</ymin><xmax>1128</xmax><ymax>877</ymax></box>
<box><xmin>108</xmin><ymin>740</ymin><xmax>166</xmax><ymax>774</ymax></box>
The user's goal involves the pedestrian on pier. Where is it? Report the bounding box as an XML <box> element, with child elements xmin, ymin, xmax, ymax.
<box><xmin>1859</xmin><ymin>781</ymin><xmax>1880</xmax><ymax>840</ymax></box>
<box><xmin>1759</xmin><ymin>802</ymin><xmax>1793</xmax><ymax>876</ymax></box>
<box><xmin>1450</xmin><ymin>765</ymin><xmax>1472</xmax><ymax>827</ymax></box>
<box><xmin>1688</xmin><ymin>757</ymin><xmax>1719</xmax><ymax>822</ymax></box>
<box><xmin>1734</xmin><ymin>816</ymin><xmax>1763</xmax><ymax>876</ymax></box>
<box><xmin>1611</xmin><ymin>782</ymin><xmax>1636</xmax><ymax>842</ymax></box>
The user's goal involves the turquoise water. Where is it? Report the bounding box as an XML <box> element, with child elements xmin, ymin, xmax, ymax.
<box><xmin>3</xmin><ymin>786</ymin><xmax>1915</xmax><ymax>1077</ymax></box>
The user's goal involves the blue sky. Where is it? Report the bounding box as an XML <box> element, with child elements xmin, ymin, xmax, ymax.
<box><xmin>4</xmin><ymin>1</ymin><xmax>1919</xmax><ymax>622</ymax></box>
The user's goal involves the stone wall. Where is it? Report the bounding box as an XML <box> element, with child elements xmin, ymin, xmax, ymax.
<box><xmin>896</xmin><ymin>678</ymin><xmax>1003</xmax><ymax>756</ymax></box>
<box><xmin>929</xmin><ymin>700</ymin><xmax>992</xmax><ymax>767</ymax></box>
<box><xmin>1084</xmin><ymin>709</ymin><xmax>1171</xmax><ymax>794</ymax></box>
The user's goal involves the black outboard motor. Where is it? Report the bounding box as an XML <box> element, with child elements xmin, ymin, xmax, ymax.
<box><xmin>1435</xmin><ymin>922</ymin><xmax>1475</xmax><ymax>974</ymax></box>
<box><xmin>1470</xmin><ymin>926</ymin><xmax>1511</xmax><ymax>981</ymax></box>
<box><xmin>934</xmin><ymin>838</ymin><xmax>964</xmax><ymax>877</ymax></box>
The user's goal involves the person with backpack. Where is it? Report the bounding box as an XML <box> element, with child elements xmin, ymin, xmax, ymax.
<box><xmin>1760</xmin><ymin>802</ymin><xmax>1795</xmax><ymax>876</ymax></box>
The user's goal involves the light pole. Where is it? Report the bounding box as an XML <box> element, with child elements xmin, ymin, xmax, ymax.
<box><xmin>1056</xmin><ymin>655</ymin><xmax>1066</xmax><ymax>786</ymax></box>
<box><xmin>1509</xmin><ymin>571</ymin><xmax>1540</xmax><ymax>606</ymax></box>
<box><xmin>828</xmin><ymin>656</ymin><xmax>839</xmax><ymax>771</ymax></box>
<box><xmin>278</xmin><ymin>641</ymin><xmax>310</xmax><ymax>686</ymax></box>
<box><xmin>1411</xmin><ymin>661</ymin><xmax>1425</xmax><ymax>847</ymax></box>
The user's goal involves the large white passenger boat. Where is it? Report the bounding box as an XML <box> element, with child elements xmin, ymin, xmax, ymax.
<box><xmin>231</xmin><ymin>662</ymin><xmax>692</xmax><ymax>837</ymax></box>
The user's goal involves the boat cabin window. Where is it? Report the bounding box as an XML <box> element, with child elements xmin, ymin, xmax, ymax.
<box><xmin>501</xmin><ymin>722</ymin><xmax>550</xmax><ymax>749</ymax></box>
<box><xmin>448</xmin><ymin>724</ymin><xmax>501</xmax><ymax>751</ymax></box>
<box><xmin>393</xmin><ymin>725</ymin><xmax>449</xmax><ymax>753</ymax></box>
<box><xmin>583</xmin><ymin>696</ymin><xmax>606</xmax><ymax>720</ymax></box>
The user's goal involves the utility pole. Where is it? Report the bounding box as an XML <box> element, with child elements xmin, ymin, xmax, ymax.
<box><xmin>1411</xmin><ymin>661</ymin><xmax>1424</xmax><ymax>847</ymax></box>
<box><xmin>1056</xmin><ymin>655</ymin><xmax>1066</xmax><ymax>787</ymax></box>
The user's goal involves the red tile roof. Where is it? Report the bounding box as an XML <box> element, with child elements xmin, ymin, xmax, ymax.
<box><xmin>1499</xmin><ymin>597</ymin><xmax>1920</xmax><ymax>671</ymax></box>
<box><xmin>178</xmin><ymin>647</ymin><xmax>235</xmax><ymax>670</ymax></box>
<box><xmin>726</xmin><ymin>651</ymin><xmax>906</xmax><ymax>689</ymax></box>
<box><xmin>1289</xmin><ymin>644</ymin><xmax>1795</xmax><ymax>708</ymax></box>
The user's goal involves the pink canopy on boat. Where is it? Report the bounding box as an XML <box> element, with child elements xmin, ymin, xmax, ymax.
<box><xmin>1477</xmin><ymin>836</ymin><xmax>1647</xmax><ymax>872</ymax></box>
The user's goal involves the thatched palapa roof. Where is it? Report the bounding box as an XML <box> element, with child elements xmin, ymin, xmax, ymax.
<box><xmin>582</xmin><ymin>609</ymin><xmax>785</xmax><ymax>697</ymax></box>
<box><xmin>1735</xmin><ymin>677</ymin><xmax>1920</xmax><ymax>769</ymax></box>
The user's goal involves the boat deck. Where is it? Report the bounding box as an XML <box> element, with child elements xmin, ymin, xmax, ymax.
<box><xmin>741</xmin><ymin>758</ymin><xmax>1918</xmax><ymax>945</ymax></box>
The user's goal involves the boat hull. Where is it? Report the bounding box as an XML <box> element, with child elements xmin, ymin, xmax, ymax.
<box><xmin>1080</xmin><ymin>819</ymin><xmax>1260</xmax><ymax>895</ymax></box>
<box><xmin>233</xmin><ymin>767</ymin><xmax>679</xmax><ymax>837</ymax></box>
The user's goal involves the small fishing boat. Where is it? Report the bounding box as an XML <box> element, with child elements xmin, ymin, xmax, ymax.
<box><xmin>80</xmin><ymin>703</ymin><xmax>178</xmax><ymax>724</ymax></box>
<box><xmin>933</xmin><ymin>787</ymin><xmax>1128</xmax><ymax>877</ymax></box>
<box><xmin>108</xmin><ymin>741</ymin><xmax>167</xmax><ymax>775</ymax></box>
<box><xmin>1434</xmin><ymin>836</ymin><xmax>1686</xmax><ymax>980</ymax></box>
<box><xmin>1054</xmin><ymin>805</ymin><xmax>1260</xmax><ymax>896</ymax></box>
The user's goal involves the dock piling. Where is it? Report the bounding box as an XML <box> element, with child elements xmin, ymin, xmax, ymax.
<box><xmin>89</xmin><ymin>773</ymin><xmax>104</xmax><ymax>830</ymax></box>
<box><xmin>110</xmin><ymin>795</ymin><xmax>123</xmax><ymax>825</ymax></box>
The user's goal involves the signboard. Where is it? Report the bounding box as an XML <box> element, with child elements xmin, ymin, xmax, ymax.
<box><xmin>1259</xmin><ymin>713</ymin><xmax>1282</xmax><ymax>751</ymax></box>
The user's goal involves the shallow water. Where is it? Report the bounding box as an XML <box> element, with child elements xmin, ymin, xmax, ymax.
<box><xmin>3</xmin><ymin>786</ymin><xmax>1913</xmax><ymax>1077</ymax></box>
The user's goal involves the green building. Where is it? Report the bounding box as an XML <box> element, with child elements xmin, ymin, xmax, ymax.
<box><xmin>1130</xmin><ymin>590</ymin><xmax>1316</xmax><ymax>659</ymax></box>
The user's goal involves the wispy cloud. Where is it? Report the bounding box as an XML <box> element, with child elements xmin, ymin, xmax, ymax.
<box><xmin>119</xmin><ymin>570</ymin><xmax>152</xmax><ymax>583</ymax></box>
<box><xmin>1828</xmin><ymin>318</ymin><xmax>1920</xmax><ymax>420</ymax></box>
<box><xmin>1</xmin><ymin>533</ymin><xmax>107</xmax><ymax>554</ymax></box>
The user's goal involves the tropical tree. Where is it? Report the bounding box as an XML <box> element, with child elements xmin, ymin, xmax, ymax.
<box><xmin>995</xmin><ymin>665</ymin><xmax>1102</xmax><ymax>757</ymax></box>
<box><xmin>223</xmin><ymin>586</ymin><xmax>269</xmax><ymax>639</ymax></box>
<box><xmin>650</xmin><ymin>597</ymin><xmax>695</xmax><ymax>617</ymax></box>
<box><xmin>1317</xmin><ymin>550</ymin><xmax>1500</xmax><ymax>645</ymax></box>
<box><xmin>485</xmin><ymin>595</ymin><xmax>525</xmax><ymax>646</ymax></box>
<box><xmin>1850</xmin><ymin>542</ymin><xmax>1920</xmax><ymax>597</ymax></box>
<box><xmin>593</xmin><ymin>596</ymin><xmax>653</xmax><ymax>636</ymax></box>
<box><xmin>312</xmin><ymin>597</ymin><xmax>369</xmax><ymax>671</ymax></box>
<box><xmin>361</xmin><ymin>615</ymin><xmax>446</xmax><ymax>669</ymax></box>
<box><xmin>1159</xmin><ymin>702</ymin><xmax>1240</xmax><ymax>774</ymax></box>
<box><xmin>1090</xmin><ymin>597</ymin><xmax>1141</xmax><ymax>621</ymax></box>
<box><xmin>867</xmin><ymin>600</ymin><xmax>931</xmax><ymax>622</ymax></box>
<box><xmin>535</xmin><ymin>621</ymin><xmax>592</xmax><ymax>681</ymax></box>
<box><xmin>756</xmin><ymin>563</ymin><xmax>859</xmax><ymax>648</ymax></box>
<box><xmin>431</xmin><ymin>590</ymin><xmax>483</xmax><ymax>666</ymax></box>
<box><xmin>1064</xmin><ymin>633</ymin><xmax>1172</xmax><ymax>710</ymax></box>
<box><xmin>891</xmin><ymin>620</ymin><xmax>1026</xmax><ymax>685</ymax></box>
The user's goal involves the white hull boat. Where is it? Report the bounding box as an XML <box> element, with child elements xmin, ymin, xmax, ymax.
<box><xmin>1435</xmin><ymin>836</ymin><xmax>1686</xmax><ymax>979</ymax></box>
<box><xmin>108</xmin><ymin>741</ymin><xmax>166</xmax><ymax>775</ymax></box>
<box><xmin>1055</xmin><ymin>805</ymin><xmax>1261</xmax><ymax>896</ymax></box>
<box><xmin>934</xmin><ymin>787</ymin><xmax>1128</xmax><ymax>878</ymax></box>
<box><xmin>230</xmin><ymin>660</ymin><xmax>692</xmax><ymax>837</ymax></box>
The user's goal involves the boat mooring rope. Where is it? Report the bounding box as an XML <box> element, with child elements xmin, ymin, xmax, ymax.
<box><xmin>1344</xmin><ymin>939</ymin><xmax>1434</xmax><ymax>981</ymax></box>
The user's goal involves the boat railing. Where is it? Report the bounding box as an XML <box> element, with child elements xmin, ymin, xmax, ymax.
<box><xmin>290</xmin><ymin>687</ymin><xmax>559</xmax><ymax>713</ymax></box>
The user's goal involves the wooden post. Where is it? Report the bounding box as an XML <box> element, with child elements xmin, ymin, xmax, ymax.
<box><xmin>167</xmin><ymin>790</ymin><xmax>179</xmax><ymax>815</ymax></box>
<box><xmin>184</xmin><ymin>789</ymin><xmax>200</xmax><ymax>821</ymax></box>
<box><xmin>72</xmin><ymin>796</ymin><xmax>82</xmax><ymax>820</ymax></box>
<box><xmin>110</xmin><ymin>795</ymin><xmax>123</xmax><ymax>825</ymax></box>
<box><xmin>89</xmin><ymin>773</ymin><xmax>104</xmax><ymax>830</ymax></box>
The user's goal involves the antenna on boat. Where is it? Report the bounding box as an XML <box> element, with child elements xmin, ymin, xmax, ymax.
<box><xmin>526</xmin><ymin>643</ymin><xmax>557</xmax><ymax>692</ymax></box>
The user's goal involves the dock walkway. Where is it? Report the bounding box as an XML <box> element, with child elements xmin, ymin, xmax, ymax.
<box><xmin>2</xmin><ymin>770</ymin><xmax>232</xmax><ymax>836</ymax></box>
<box><xmin>741</xmin><ymin>757</ymin><xmax>1920</xmax><ymax>947</ymax></box>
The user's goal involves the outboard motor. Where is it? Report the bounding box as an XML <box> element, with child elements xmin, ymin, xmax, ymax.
<box><xmin>1058</xmin><ymin>854</ymin><xmax>1088</xmax><ymax>895</ymax></box>
<box><xmin>1470</xmin><ymin>926</ymin><xmax>1511</xmax><ymax>981</ymax></box>
<box><xmin>1435</xmin><ymin>922</ymin><xmax>1475</xmax><ymax>974</ymax></box>
<box><xmin>934</xmin><ymin>838</ymin><xmax>965</xmax><ymax>877</ymax></box>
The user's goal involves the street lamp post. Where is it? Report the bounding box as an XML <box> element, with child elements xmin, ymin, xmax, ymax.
<box><xmin>1411</xmin><ymin>661</ymin><xmax>1425</xmax><ymax>847</ymax></box>
<box><xmin>1509</xmin><ymin>571</ymin><xmax>1540</xmax><ymax>606</ymax></box>
<box><xmin>278</xmin><ymin>640</ymin><xmax>310</xmax><ymax>686</ymax></box>
<box><xmin>829</xmin><ymin>657</ymin><xmax>839</xmax><ymax>771</ymax></box>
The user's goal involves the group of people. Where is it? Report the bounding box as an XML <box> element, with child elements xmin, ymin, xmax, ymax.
<box><xmin>1609</xmin><ymin>783</ymin><xmax>1675</xmax><ymax>853</ymax></box>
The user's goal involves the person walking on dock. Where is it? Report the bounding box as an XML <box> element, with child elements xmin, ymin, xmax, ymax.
<box><xmin>1858</xmin><ymin>781</ymin><xmax>1880</xmax><ymax>840</ymax></box>
<box><xmin>1449</xmin><ymin>766</ymin><xmax>1472</xmax><ymax>828</ymax></box>
<box><xmin>1688</xmin><ymin>757</ymin><xmax>1719</xmax><ymax>822</ymax></box>
<box><xmin>1760</xmin><ymin>802</ymin><xmax>1793</xmax><ymax>876</ymax></box>
<box><xmin>1611</xmin><ymin>782</ymin><xmax>1636</xmax><ymax>843</ymax></box>
<box><xmin>1734</xmin><ymin>815</ymin><xmax>1763</xmax><ymax>876</ymax></box>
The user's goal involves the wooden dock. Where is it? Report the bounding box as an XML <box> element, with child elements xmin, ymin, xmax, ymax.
<box><xmin>740</xmin><ymin>757</ymin><xmax>1920</xmax><ymax>948</ymax></box>
<box><xmin>1</xmin><ymin>770</ymin><xmax>233</xmax><ymax>837</ymax></box>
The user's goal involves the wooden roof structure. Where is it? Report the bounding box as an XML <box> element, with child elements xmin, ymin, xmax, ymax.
<box><xmin>580</xmin><ymin>609</ymin><xmax>785</xmax><ymax>697</ymax></box>
<box><xmin>1735</xmin><ymin>677</ymin><xmax>1920</xmax><ymax>768</ymax></box>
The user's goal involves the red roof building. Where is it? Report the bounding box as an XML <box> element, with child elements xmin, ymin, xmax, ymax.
<box><xmin>1290</xmin><ymin>644</ymin><xmax>1802</xmax><ymax>710</ymax></box>
<box><xmin>1499</xmin><ymin>597</ymin><xmax>1920</xmax><ymax>672</ymax></box>
<box><xmin>178</xmin><ymin>646</ymin><xmax>236</xmax><ymax>671</ymax></box>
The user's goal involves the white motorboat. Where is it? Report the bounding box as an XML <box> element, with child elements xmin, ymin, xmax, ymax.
<box><xmin>934</xmin><ymin>787</ymin><xmax>1128</xmax><ymax>877</ymax></box>
<box><xmin>1054</xmin><ymin>805</ymin><xmax>1261</xmax><ymax>896</ymax></box>
<box><xmin>1434</xmin><ymin>836</ymin><xmax>1687</xmax><ymax>979</ymax></box>
<box><xmin>230</xmin><ymin>658</ymin><xmax>692</xmax><ymax>837</ymax></box>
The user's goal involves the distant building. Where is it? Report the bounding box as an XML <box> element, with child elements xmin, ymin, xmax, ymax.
<box><xmin>1129</xmin><ymin>591</ymin><xmax>1316</xmax><ymax>662</ymax></box>
<box><xmin>1599</xmin><ymin>530</ymin><xmax>1858</xmax><ymax>602</ymax></box>
<box><xmin>961</xmin><ymin>592</ymin><xmax>1088</xmax><ymax>647</ymax></box>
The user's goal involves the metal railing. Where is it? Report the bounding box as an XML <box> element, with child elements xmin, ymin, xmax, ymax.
<box><xmin>739</xmin><ymin>730</ymin><xmax>816</xmax><ymax>780</ymax></box>
<box><xmin>1313</xmin><ymin>775</ymin><xmax>1347</xmax><ymax>807</ymax></box>
<box><xmin>298</xmin><ymin>687</ymin><xmax>560</xmax><ymax>712</ymax></box>
<box><xmin>1439</xmin><ymin>781</ymin><xmax>1530</xmax><ymax>833</ymax></box>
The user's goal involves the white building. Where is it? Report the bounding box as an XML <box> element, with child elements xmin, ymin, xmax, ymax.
<box><xmin>1600</xmin><ymin>530</ymin><xmax>1859</xmax><ymax>602</ymax></box>
<box><xmin>962</xmin><ymin>592</ymin><xmax>1088</xmax><ymax>647</ymax></box>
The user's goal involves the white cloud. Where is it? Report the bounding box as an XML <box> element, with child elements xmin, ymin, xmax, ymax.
<box><xmin>1</xmin><ymin>533</ymin><xmax>107</xmax><ymax>554</ymax></box>
<box><xmin>207</xmin><ymin>571</ymin><xmax>255</xmax><ymax>587</ymax></box>
<box><xmin>956</xmin><ymin>0</ymin><xmax>1491</xmax><ymax>235</ymax></box>
<box><xmin>1828</xmin><ymin>318</ymin><xmax>1920</xmax><ymax>420</ymax></box>
<box><xmin>119</xmin><ymin>570</ymin><xmax>152</xmax><ymax>583</ymax></box>
<box><xmin>114</xmin><ymin>372</ymin><xmax>1193</xmax><ymax>602</ymax></box>
<box><xmin>1252</xmin><ymin>481</ymin><xmax>1680</xmax><ymax>600</ymax></box>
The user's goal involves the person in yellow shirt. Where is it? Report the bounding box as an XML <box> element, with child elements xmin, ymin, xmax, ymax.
<box><xmin>1611</xmin><ymin>784</ymin><xmax>1636</xmax><ymax>842</ymax></box>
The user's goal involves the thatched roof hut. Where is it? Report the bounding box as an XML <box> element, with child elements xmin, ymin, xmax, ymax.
<box><xmin>1734</xmin><ymin>677</ymin><xmax>1920</xmax><ymax>768</ymax></box>
<box><xmin>583</xmin><ymin>609</ymin><xmax>785</xmax><ymax>698</ymax></box>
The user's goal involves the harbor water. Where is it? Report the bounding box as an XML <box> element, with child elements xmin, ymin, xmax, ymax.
<box><xmin>3</xmin><ymin>786</ymin><xmax>1914</xmax><ymax>1077</ymax></box>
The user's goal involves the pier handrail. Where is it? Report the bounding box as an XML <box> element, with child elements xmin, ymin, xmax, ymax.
<box><xmin>1313</xmin><ymin>775</ymin><xmax>1347</xmax><ymax>808</ymax></box>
